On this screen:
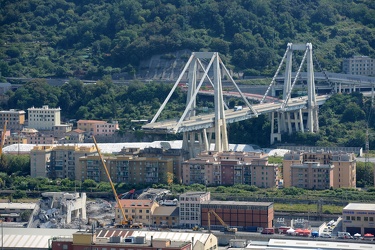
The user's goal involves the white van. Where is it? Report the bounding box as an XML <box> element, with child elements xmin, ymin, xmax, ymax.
<box><xmin>320</xmin><ymin>232</ymin><xmax>332</xmax><ymax>238</ymax></box>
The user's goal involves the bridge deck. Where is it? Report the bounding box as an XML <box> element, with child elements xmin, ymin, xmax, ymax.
<box><xmin>142</xmin><ymin>95</ymin><xmax>330</xmax><ymax>134</ymax></box>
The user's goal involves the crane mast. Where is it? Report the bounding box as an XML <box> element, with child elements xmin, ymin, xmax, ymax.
<box><xmin>207</xmin><ymin>209</ymin><xmax>237</xmax><ymax>233</ymax></box>
<box><xmin>92</xmin><ymin>136</ymin><xmax>130</xmax><ymax>227</ymax></box>
<box><xmin>0</xmin><ymin>120</ymin><xmax>8</xmax><ymax>156</ymax></box>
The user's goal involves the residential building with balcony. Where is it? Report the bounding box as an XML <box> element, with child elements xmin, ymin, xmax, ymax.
<box><xmin>78</xmin><ymin>155</ymin><xmax>174</xmax><ymax>185</ymax></box>
<box><xmin>179</xmin><ymin>192</ymin><xmax>210</xmax><ymax>228</ymax></box>
<box><xmin>290</xmin><ymin>162</ymin><xmax>334</xmax><ymax>189</ymax></box>
<box><xmin>77</xmin><ymin>119</ymin><xmax>119</xmax><ymax>136</ymax></box>
<box><xmin>30</xmin><ymin>145</ymin><xmax>97</xmax><ymax>179</ymax></box>
<box><xmin>30</xmin><ymin>145</ymin><xmax>53</xmax><ymax>177</ymax></box>
<box><xmin>182</xmin><ymin>151</ymin><xmax>279</xmax><ymax>188</ymax></box>
<box><xmin>0</xmin><ymin>109</ymin><xmax>25</xmax><ymax>131</ymax></box>
<box><xmin>342</xmin><ymin>56</ymin><xmax>375</xmax><ymax>76</ymax></box>
<box><xmin>201</xmin><ymin>201</ymin><xmax>274</xmax><ymax>230</ymax></box>
<box><xmin>28</xmin><ymin>105</ymin><xmax>61</xmax><ymax>130</ymax></box>
<box><xmin>283</xmin><ymin>150</ymin><xmax>356</xmax><ymax>189</ymax></box>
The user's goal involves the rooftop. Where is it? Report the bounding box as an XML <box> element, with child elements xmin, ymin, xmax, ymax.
<box><xmin>201</xmin><ymin>200</ymin><xmax>273</xmax><ymax>207</ymax></box>
<box><xmin>153</xmin><ymin>206</ymin><xmax>179</xmax><ymax>217</ymax></box>
<box><xmin>343</xmin><ymin>203</ymin><xmax>375</xmax><ymax>211</ymax></box>
<box><xmin>0</xmin><ymin>202</ymin><xmax>36</xmax><ymax>210</ymax></box>
<box><xmin>116</xmin><ymin>199</ymin><xmax>155</xmax><ymax>208</ymax></box>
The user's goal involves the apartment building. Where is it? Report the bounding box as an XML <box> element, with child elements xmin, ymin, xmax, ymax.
<box><xmin>0</xmin><ymin>109</ymin><xmax>25</xmax><ymax>131</ymax></box>
<box><xmin>140</xmin><ymin>147</ymin><xmax>188</xmax><ymax>184</ymax></box>
<box><xmin>331</xmin><ymin>152</ymin><xmax>356</xmax><ymax>188</ymax></box>
<box><xmin>77</xmin><ymin>119</ymin><xmax>119</xmax><ymax>136</ymax></box>
<box><xmin>283</xmin><ymin>150</ymin><xmax>356</xmax><ymax>189</ymax></box>
<box><xmin>179</xmin><ymin>192</ymin><xmax>210</xmax><ymax>228</ymax></box>
<box><xmin>30</xmin><ymin>145</ymin><xmax>97</xmax><ymax>179</ymax></box>
<box><xmin>53</xmin><ymin>124</ymin><xmax>73</xmax><ymax>138</ymax></box>
<box><xmin>28</xmin><ymin>105</ymin><xmax>61</xmax><ymax>130</ymax></box>
<box><xmin>342</xmin><ymin>56</ymin><xmax>375</xmax><ymax>76</ymax></box>
<box><xmin>115</xmin><ymin>199</ymin><xmax>159</xmax><ymax>226</ymax></box>
<box><xmin>78</xmin><ymin>155</ymin><xmax>174</xmax><ymax>185</ymax></box>
<box><xmin>201</xmin><ymin>201</ymin><xmax>274</xmax><ymax>230</ymax></box>
<box><xmin>342</xmin><ymin>203</ymin><xmax>375</xmax><ymax>236</ymax></box>
<box><xmin>290</xmin><ymin>162</ymin><xmax>334</xmax><ymax>189</ymax></box>
<box><xmin>7</xmin><ymin>133</ymin><xmax>27</xmax><ymax>146</ymax></box>
<box><xmin>182</xmin><ymin>151</ymin><xmax>279</xmax><ymax>188</ymax></box>
<box><xmin>64</xmin><ymin>129</ymin><xmax>85</xmax><ymax>143</ymax></box>
<box><xmin>27</xmin><ymin>134</ymin><xmax>56</xmax><ymax>144</ymax></box>
<box><xmin>30</xmin><ymin>145</ymin><xmax>53</xmax><ymax>177</ymax></box>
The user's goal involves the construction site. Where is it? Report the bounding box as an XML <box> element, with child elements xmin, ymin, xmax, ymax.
<box><xmin>23</xmin><ymin>187</ymin><xmax>172</xmax><ymax>229</ymax></box>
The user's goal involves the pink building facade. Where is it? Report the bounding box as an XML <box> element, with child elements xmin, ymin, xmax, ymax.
<box><xmin>77</xmin><ymin>119</ymin><xmax>119</xmax><ymax>136</ymax></box>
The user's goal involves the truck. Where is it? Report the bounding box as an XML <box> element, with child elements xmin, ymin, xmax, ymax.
<box><xmin>338</xmin><ymin>232</ymin><xmax>353</xmax><ymax>239</ymax></box>
<box><xmin>234</xmin><ymin>106</ymin><xmax>243</xmax><ymax>111</ymax></box>
<box><xmin>261</xmin><ymin>228</ymin><xmax>275</xmax><ymax>234</ymax></box>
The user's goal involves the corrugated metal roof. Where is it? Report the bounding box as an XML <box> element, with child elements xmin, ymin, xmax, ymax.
<box><xmin>95</xmin><ymin>229</ymin><xmax>211</xmax><ymax>246</ymax></box>
<box><xmin>131</xmin><ymin>230</ymin><xmax>211</xmax><ymax>245</ymax></box>
<box><xmin>0</xmin><ymin>228</ymin><xmax>78</xmax><ymax>249</ymax></box>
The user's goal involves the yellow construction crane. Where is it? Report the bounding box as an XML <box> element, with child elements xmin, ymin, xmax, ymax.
<box><xmin>92</xmin><ymin>136</ymin><xmax>132</xmax><ymax>228</ymax></box>
<box><xmin>207</xmin><ymin>209</ymin><xmax>237</xmax><ymax>233</ymax></box>
<box><xmin>0</xmin><ymin>120</ymin><xmax>7</xmax><ymax>156</ymax></box>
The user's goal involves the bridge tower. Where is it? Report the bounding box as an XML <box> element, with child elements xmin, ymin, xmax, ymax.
<box><xmin>182</xmin><ymin>52</ymin><xmax>229</xmax><ymax>156</ymax></box>
<box><xmin>266</xmin><ymin>43</ymin><xmax>318</xmax><ymax>144</ymax></box>
<box><xmin>147</xmin><ymin>52</ymin><xmax>255</xmax><ymax>157</ymax></box>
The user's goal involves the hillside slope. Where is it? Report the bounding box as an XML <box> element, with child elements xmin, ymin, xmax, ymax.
<box><xmin>0</xmin><ymin>0</ymin><xmax>374</xmax><ymax>79</ymax></box>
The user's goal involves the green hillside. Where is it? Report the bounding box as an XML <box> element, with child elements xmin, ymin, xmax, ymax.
<box><xmin>0</xmin><ymin>0</ymin><xmax>374</xmax><ymax>78</ymax></box>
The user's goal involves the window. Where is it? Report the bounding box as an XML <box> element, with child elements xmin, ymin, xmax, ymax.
<box><xmin>357</xmin><ymin>217</ymin><xmax>361</xmax><ymax>221</ymax></box>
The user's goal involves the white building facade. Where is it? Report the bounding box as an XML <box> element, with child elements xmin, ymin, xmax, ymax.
<box><xmin>28</xmin><ymin>105</ymin><xmax>61</xmax><ymax>130</ymax></box>
<box><xmin>342</xmin><ymin>56</ymin><xmax>375</xmax><ymax>76</ymax></box>
<box><xmin>179</xmin><ymin>191</ymin><xmax>210</xmax><ymax>228</ymax></box>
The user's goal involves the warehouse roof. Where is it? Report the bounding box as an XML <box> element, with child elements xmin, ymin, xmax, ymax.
<box><xmin>0</xmin><ymin>228</ymin><xmax>78</xmax><ymax>249</ymax></box>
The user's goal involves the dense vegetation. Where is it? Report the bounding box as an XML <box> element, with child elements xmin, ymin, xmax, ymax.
<box><xmin>0</xmin><ymin>0</ymin><xmax>374</xmax><ymax>78</ymax></box>
<box><xmin>2</xmin><ymin>78</ymin><xmax>374</xmax><ymax>149</ymax></box>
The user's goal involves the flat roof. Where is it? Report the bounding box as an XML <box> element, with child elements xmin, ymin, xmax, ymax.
<box><xmin>96</xmin><ymin>229</ymin><xmax>213</xmax><ymax>245</ymax></box>
<box><xmin>268</xmin><ymin>238</ymin><xmax>375</xmax><ymax>249</ymax></box>
<box><xmin>201</xmin><ymin>200</ymin><xmax>273</xmax><ymax>207</ymax></box>
<box><xmin>0</xmin><ymin>202</ymin><xmax>36</xmax><ymax>210</ymax></box>
<box><xmin>0</xmin><ymin>228</ymin><xmax>78</xmax><ymax>249</ymax></box>
<box><xmin>344</xmin><ymin>203</ymin><xmax>375</xmax><ymax>211</ymax></box>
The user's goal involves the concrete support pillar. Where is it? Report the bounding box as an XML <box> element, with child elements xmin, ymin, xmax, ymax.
<box><xmin>299</xmin><ymin>109</ymin><xmax>304</xmax><ymax>133</ymax></box>
<box><xmin>294</xmin><ymin>111</ymin><xmax>299</xmax><ymax>132</ymax></box>
<box><xmin>287</xmin><ymin>112</ymin><xmax>292</xmax><ymax>135</ymax></box>
<box><xmin>270</xmin><ymin>112</ymin><xmax>281</xmax><ymax>144</ymax></box>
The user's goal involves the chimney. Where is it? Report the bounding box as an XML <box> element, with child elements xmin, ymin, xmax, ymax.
<box><xmin>191</xmin><ymin>237</ymin><xmax>194</xmax><ymax>250</ymax></box>
<box><xmin>151</xmin><ymin>235</ymin><xmax>153</xmax><ymax>247</ymax></box>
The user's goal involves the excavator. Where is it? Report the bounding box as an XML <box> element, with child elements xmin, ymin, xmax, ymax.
<box><xmin>207</xmin><ymin>209</ymin><xmax>237</xmax><ymax>234</ymax></box>
<box><xmin>93</xmin><ymin>136</ymin><xmax>142</xmax><ymax>228</ymax></box>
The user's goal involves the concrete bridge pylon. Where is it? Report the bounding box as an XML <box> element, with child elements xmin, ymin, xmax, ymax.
<box><xmin>270</xmin><ymin>43</ymin><xmax>319</xmax><ymax>144</ymax></box>
<box><xmin>149</xmin><ymin>52</ymin><xmax>257</xmax><ymax>158</ymax></box>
